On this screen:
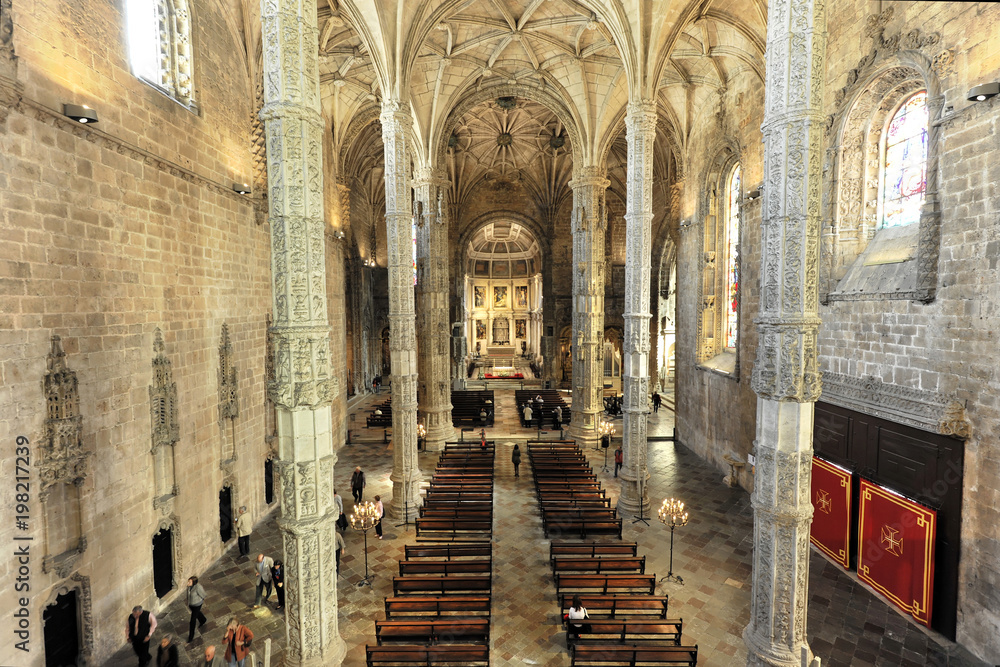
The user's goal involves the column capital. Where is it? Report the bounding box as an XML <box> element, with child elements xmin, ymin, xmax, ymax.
<box><xmin>569</xmin><ymin>166</ymin><xmax>609</xmax><ymax>190</ymax></box>
<box><xmin>412</xmin><ymin>166</ymin><xmax>448</xmax><ymax>188</ymax></box>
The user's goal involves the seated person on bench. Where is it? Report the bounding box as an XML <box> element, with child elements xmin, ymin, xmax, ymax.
<box><xmin>566</xmin><ymin>595</ymin><xmax>589</xmax><ymax>640</ymax></box>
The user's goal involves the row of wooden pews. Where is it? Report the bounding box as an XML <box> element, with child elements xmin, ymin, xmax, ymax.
<box><xmin>515</xmin><ymin>390</ymin><xmax>572</xmax><ymax>428</ymax></box>
<box><xmin>450</xmin><ymin>390</ymin><xmax>495</xmax><ymax>428</ymax></box>
<box><xmin>528</xmin><ymin>440</ymin><xmax>699</xmax><ymax>667</ymax></box>
<box><xmin>366</xmin><ymin>441</ymin><xmax>495</xmax><ymax>667</ymax></box>
<box><xmin>366</xmin><ymin>399</ymin><xmax>392</xmax><ymax>428</ymax></box>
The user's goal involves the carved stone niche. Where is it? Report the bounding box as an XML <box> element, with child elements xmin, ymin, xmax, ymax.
<box><xmin>219</xmin><ymin>323</ymin><xmax>240</xmax><ymax>420</ymax></box>
<box><xmin>39</xmin><ymin>336</ymin><xmax>90</xmax><ymax>577</ymax></box>
<box><xmin>821</xmin><ymin>372</ymin><xmax>971</xmax><ymax>439</ymax></box>
<box><xmin>149</xmin><ymin>328</ymin><xmax>179</xmax><ymax>508</ymax></box>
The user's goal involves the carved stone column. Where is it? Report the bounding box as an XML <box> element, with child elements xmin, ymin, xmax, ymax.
<box><xmin>743</xmin><ymin>0</ymin><xmax>826</xmax><ymax>665</ymax></box>
<box><xmin>259</xmin><ymin>0</ymin><xmax>344</xmax><ymax>662</ymax></box>
<box><xmin>413</xmin><ymin>167</ymin><xmax>456</xmax><ymax>450</ymax></box>
<box><xmin>617</xmin><ymin>103</ymin><xmax>656</xmax><ymax>516</ymax></box>
<box><xmin>380</xmin><ymin>101</ymin><xmax>422</xmax><ymax>518</ymax></box>
<box><xmin>569</xmin><ymin>167</ymin><xmax>609</xmax><ymax>445</ymax></box>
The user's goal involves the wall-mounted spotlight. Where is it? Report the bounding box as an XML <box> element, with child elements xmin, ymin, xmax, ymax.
<box><xmin>63</xmin><ymin>104</ymin><xmax>98</xmax><ymax>124</ymax></box>
<box><xmin>745</xmin><ymin>188</ymin><xmax>762</xmax><ymax>201</ymax></box>
<box><xmin>233</xmin><ymin>183</ymin><xmax>251</xmax><ymax>194</ymax></box>
<box><xmin>967</xmin><ymin>83</ymin><xmax>999</xmax><ymax>102</ymax></box>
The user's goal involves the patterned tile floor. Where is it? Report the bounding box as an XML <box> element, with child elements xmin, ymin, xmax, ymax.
<box><xmin>110</xmin><ymin>389</ymin><xmax>988</xmax><ymax>666</ymax></box>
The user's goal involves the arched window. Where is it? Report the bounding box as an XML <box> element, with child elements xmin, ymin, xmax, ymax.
<box><xmin>125</xmin><ymin>0</ymin><xmax>195</xmax><ymax>107</ymax></box>
<box><xmin>724</xmin><ymin>165</ymin><xmax>741</xmax><ymax>350</ymax></box>
<box><xmin>880</xmin><ymin>90</ymin><xmax>927</xmax><ymax>228</ymax></box>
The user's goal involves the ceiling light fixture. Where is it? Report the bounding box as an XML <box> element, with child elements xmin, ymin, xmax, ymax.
<box><xmin>63</xmin><ymin>104</ymin><xmax>98</xmax><ymax>124</ymax></box>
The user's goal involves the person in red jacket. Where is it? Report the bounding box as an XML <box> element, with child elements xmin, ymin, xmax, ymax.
<box><xmin>223</xmin><ymin>617</ymin><xmax>253</xmax><ymax>667</ymax></box>
<box><xmin>614</xmin><ymin>445</ymin><xmax>623</xmax><ymax>478</ymax></box>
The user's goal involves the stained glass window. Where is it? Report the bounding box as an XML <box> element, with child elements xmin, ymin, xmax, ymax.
<box><xmin>725</xmin><ymin>165</ymin><xmax>741</xmax><ymax>350</ymax></box>
<box><xmin>881</xmin><ymin>91</ymin><xmax>928</xmax><ymax>228</ymax></box>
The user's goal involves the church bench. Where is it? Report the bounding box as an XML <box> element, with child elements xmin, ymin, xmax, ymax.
<box><xmin>398</xmin><ymin>559</ymin><xmax>492</xmax><ymax>576</ymax></box>
<box><xmin>445</xmin><ymin>442</ymin><xmax>496</xmax><ymax>451</ymax></box>
<box><xmin>423</xmin><ymin>491</ymin><xmax>493</xmax><ymax>502</ymax></box>
<box><xmin>542</xmin><ymin>508</ymin><xmax>619</xmax><ymax>524</ymax></box>
<box><xmin>418</xmin><ymin>508</ymin><xmax>493</xmax><ymax>522</ymax></box>
<box><xmin>392</xmin><ymin>575</ymin><xmax>492</xmax><ymax>595</ymax></box>
<box><xmin>366</xmin><ymin>644</ymin><xmax>490</xmax><ymax>667</ymax></box>
<box><xmin>434</xmin><ymin>462</ymin><xmax>495</xmax><ymax>471</ymax></box>
<box><xmin>414</xmin><ymin>518</ymin><xmax>493</xmax><ymax>538</ymax></box>
<box><xmin>565</xmin><ymin>618</ymin><xmax>683</xmax><ymax>646</ymax></box>
<box><xmin>570</xmin><ymin>644</ymin><xmax>698</xmax><ymax>667</ymax></box>
<box><xmin>535</xmin><ymin>480</ymin><xmax>601</xmax><ymax>493</ymax></box>
<box><xmin>559</xmin><ymin>594</ymin><xmax>669</xmax><ymax>619</ymax></box>
<box><xmin>431</xmin><ymin>473</ymin><xmax>495</xmax><ymax>482</ymax></box>
<box><xmin>418</xmin><ymin>502</ymin><xmax>493</xmax><ymax>513</ymax></box>
<box><xmin>537</xmin><ymin>489</ymin><xmax>606</xmax><ymax>500</ymax></box>
<box><xmin>367</xmin><ymin>414</ymin><xmax>393</xmax><ymax>428</ymax></box>
<box><xmin>374</xmin><ymin>618</ymin><xmax>490</xmax><ymax>645</ymax></box>
<box><xmin>555</xmin><ymin>573</ymin><xmax>655</xmax><ymax>595</ymax></box>
<box><xmin>405</xmin><ymin>543</ymin><xmax>492</xmax><ymax>560</ymax></box>
<box><xmin>542</xmin><ymin>498</ymin><xmax>613</xmax><ymax>510</ymax></box>
<box><xmin>543</xmin><ymin>518</ymin><xmax>623</xmax><ymax>540</ymax></box>
<box><xmin>551</xmin><ymin>542</ymin><xmax>638</xmax><ymax>560</ymax></box>
<box><xmin>534</xmin><ymin>472</ymin><xmax>598</xmax><ymax>482</ymax></box>
<box><xmin>383</xmin><ymin>594</ymin><xmax>491</xmax><ymax>618</ymax></box>
<box><xmin>551</xmin><ymin>556</ymin><xmax>645</xmax><ymax>575</ymax></box>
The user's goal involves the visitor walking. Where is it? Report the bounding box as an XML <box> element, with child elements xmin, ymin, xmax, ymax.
<box><xmin>156</xmin><ymin>635</ymin><xmax>179</xmax><ymax>667</ymax></box>
<box><xmin>253</xmin><ymin>553</ymin><xmax>274</xmax><ymax>608</ymax></box>
<box><xmin>234</xmin><ymin>506</ymin><xmax>251</xmax><ymax>557</ymax></box>
<box><xmin>553</xmin><ymin>405</ymin><xmax>563</xmax><ymax>430</ymax></box>
<box><xmin>335</xmin><ymin>530</ymin><xmax>346</xmax><ymax>575</ymax></box>
<box><xmin>614</xmin><ymin>445</ymin><xmax>623</xmax><ymax>478</ymax></box>
<box><xmin>126</xmin><ymin>605</ymin><xmax>157</xmax><ymax>667</ymax></box>
<box><xmin>522</xmin><ymin>403</ymin><xmax>533</xmax><ymax>428</ymax></box>
<box><xmin>201</xmin><ymin>645</ymin><xmax>226</xmax><ymax>667</ymax></box>
<box><xmin>351</xmin><ymin>466</ymin><xmax>366</xmax><ymax>504</ymax></box>
<box><xmin>511</xmin><ymin>444</ymin><xmax>521</xmax><ymax>478</ymax></box>
<box><xmin>271</xmin><ymin>559</ymin><xmax>285</xmax><ymax>610</ymax></box>
<box><xmin>374</xmin><ymin>495</ymin><xmax>384</xmax><ymax>539</ymax></box>
<box><xmin>186</xmin><ymin>576</ymin><xmax>207</xmax><ymax>643</ymax></box>
<box><xmin>652</xmin><ymin>391</ymin><xmax>661</xmax><ymax>413</ymax></box>
<box><xmin>222</xmin><ymin>617</ymin><xmax>253</xmax><ymax>667</ymax></box>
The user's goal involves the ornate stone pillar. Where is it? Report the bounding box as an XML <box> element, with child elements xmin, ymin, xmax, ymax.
<box><xmin>380</xmin><ymin>101</ymin><xmax>422</xmax><ymax>518</ymax></box>
<box><xmin>617</xmin><ymin>103</ymin><xmax>656</xmax><ymax>516</ymax></box>
<box><xmin>413</xmin><ymin>168</ymin><xmax>456</xmax><ymax>450</ymax></box>
<box><xmin>742</xmin><ymin>0</ymin><xmax>826</xmax><ymax>665</ymax></box>
<box><xmin>259</xmin><ymin>0</ymin><xmax>344</xmax><ymax>662</ymax></box>
<box><xmin>569</xmin><ymin>167</ymin><xmax>609</xmax><ymax>445</ymax></box>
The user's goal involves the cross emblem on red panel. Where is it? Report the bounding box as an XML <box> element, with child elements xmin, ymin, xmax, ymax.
<box><xmin>881</xmin><ymin>525</ymin><xmax>903</xmax><ymax>556</ymax></box>
<box><xmin>815</xmin><ymin>489</ymin><xmax>832</xmax><ymax>514</ymax></box>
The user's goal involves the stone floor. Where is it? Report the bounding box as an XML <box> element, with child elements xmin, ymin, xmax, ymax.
<box><xmin>110</xmin><ymin>388</ymin><xmax>988</xmax><ymax>666</ymax></box>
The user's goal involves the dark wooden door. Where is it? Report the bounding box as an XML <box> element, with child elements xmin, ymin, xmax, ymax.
<box><xmin>219</xmin><ymin>486</ymin><xmax>233</xmax><ymax>542</ymax></box>
<box><xmin>265</xmin><ymin>459</ymin><xmax>274</xmax><ymax>505</ymax></box>
<box><xmin>152</xmin><ymin>528</ymin><xmax>173</xmax><ymax>598</ymax></box>
<box><xmin>43</xmin><ymin>590</ymin><xmax>79</xmax><ymax>667</ymax></box>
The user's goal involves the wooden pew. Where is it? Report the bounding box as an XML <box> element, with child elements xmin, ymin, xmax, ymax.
<box><xmin>559</xmin><ymin>594</ymin><xmax>669</xmax><ymax>619</ymax></box>
<box><xmin>414</xmin><ymin>518</ymin><xmax>493</xmax><ymax>538</ymax></box>
<box><xmin>392</xmin><ymin>575</ymin><xmax>491</xmax><ymax>595</ymax></box>
<box><xmin>555</xmin><ymin>573</ymin><xmax>655</xmax><ymax>595</ymax></box>
<box><xmin>543</xmin><ymin>517</ymin><xmax>623</xmax><ymax>540</ymax></box>
<box><xmin>374</xmin><ymin>617</ymin><xmax>490</xmax><ymax>645</ymax></box>
<box><xmin>383</xmin><ymin>594</ymin><xmax>491</xmax><ymax>618</ymax></box>
<box><xmin>542</xmin><ymin>498</ymin><xmax>612</xmax><ymax>510</ymax></box>
<box><xmin>537</xmin><ymin>489</ymin><xmax>606</xmax><ymax>500</ymax></box>
<box><xmin>404</xmin><ymin>543</ymin><xmax>492</xmax><ymax>560</ymax></box>
<box><xmin>419</xmin><ymin>508</ymin><xmax>493</xmax><ymax>521</ymax></box>
<box><xmin>570</xmin><ymin>644</ymin><xmax>698</xmax><ymax>667</ymax></box>
<box><xmin>423</xmin><ymin>491</ymin><xmax>493</xmax><ymax>502</ymax></box>
<box><xmin>551</xmin><ymin>542</ymin><xmax>638</xmax><ymax>560</ymax></box>
<box><xmin>366</xmin><ymin>644</ymin><xmax>490</xmax><ymax>667</ymax></box>
<box><xmin>551</xmin><ymin>556</ymin><xmax>646</xmax><ymax>575</ymax></box>
<box><xmin>398</xmin><ymin>559</ymin><xmax>492</xmax><ymax>575</ymax></box>
<box><xmin>565</xmin><ymin>618</ymin><xmax>683</xmax><ymax>645</ymax></box>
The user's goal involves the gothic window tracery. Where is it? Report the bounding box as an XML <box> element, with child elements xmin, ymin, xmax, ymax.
<box><xmin>725</xmin><ymin>165</ymin><xmax>741</xmax><ymax>351</ymax></box>
<box><xmin>125</xmin><ymin>0</ymin><xmax>196</xmax><ymax>107</ymax></box>
<box><xmin>879</xmin><ymin>90</ymin><xmax>928</xmax><ymax>229</ymax></box>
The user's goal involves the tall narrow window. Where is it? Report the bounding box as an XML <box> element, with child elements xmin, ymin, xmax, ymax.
<box><xmin>724</xmin><ymin>165</ymin><xmax>741</xmax><ymax>351</ymax></box>
<box><xmin>880</xmin><ymin>90</ymin><xmax>927</xmax><ymax>228</ymax></box>
<box><xmin>125</xmin><ymin>0</ymin><xmax>195</xmax><ymax>107</ymax></box>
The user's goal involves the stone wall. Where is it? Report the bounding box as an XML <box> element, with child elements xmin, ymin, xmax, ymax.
<box><xmin>818</xmin><ymin>3</ymin><xmax>1000</xmax><ymax>660</ymax></box>
<box><xmin>675</xmin><ymin>73</ymin><xmax>765</xmax><ymax>486</ymax></box>
<box><xmin>0</xmin><ymin>0</ymin><xmax>279</xmax><ymax>663</ymax></box>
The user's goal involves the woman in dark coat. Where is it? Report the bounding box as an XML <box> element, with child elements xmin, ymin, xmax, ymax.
<box><xmin>511</xmin><ymin>444</ymin><xmax>521</xmax><ymax>478</ymax></box>
<box><xmin>272</xmin><ymin>559</ymin><xmax>285</xmax><ymax>610</ymax></box>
